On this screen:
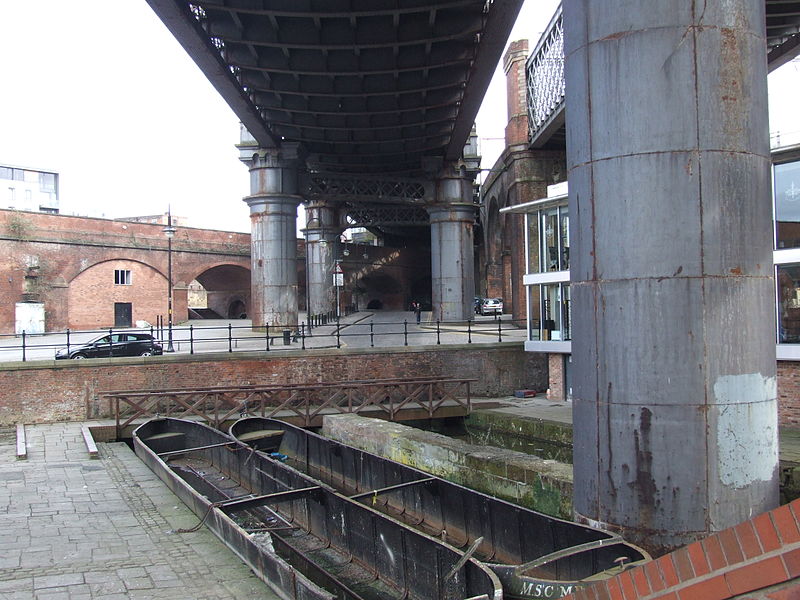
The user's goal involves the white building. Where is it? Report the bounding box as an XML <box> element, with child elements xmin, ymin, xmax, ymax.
<box><xmin>0</xmin><ymin>164</ymin><xmax>59</xmax><ymax>213</ymax></box>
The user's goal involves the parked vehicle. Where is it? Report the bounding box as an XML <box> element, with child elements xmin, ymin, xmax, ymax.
<box><xmin>55</xmin><ymin>333</ymin><xmax>163</xmax><ymax>359</ymax></box>
<box><xmin>474</xmin><ymin>296</ymin><xmax>483</xmax><ymax>313</ymax></box>
<box><xmin>480</xmin><ymin>297</ymin><xmax>503</xmax><ymax>315</ymax></box>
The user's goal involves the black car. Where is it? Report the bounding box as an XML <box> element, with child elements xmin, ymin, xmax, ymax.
<box><xmin>55</xmin><ymin>333</ymin><xmax>163</xmax><ymax>359</ymax></box>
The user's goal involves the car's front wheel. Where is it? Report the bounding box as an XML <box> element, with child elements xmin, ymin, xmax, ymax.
<box><xmin>72</xmin><ymin>353</ymin><xmax>87</xmax><ymax>360</ymax></box>
<box><xmin>140</xmin><ymin>350</ymin><xmax>153</xmax><ymax>357</ymax></box>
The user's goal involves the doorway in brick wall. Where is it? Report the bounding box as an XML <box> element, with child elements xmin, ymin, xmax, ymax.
<box><xmin>114</xmin><ymin>302</ymin><xmax>132</xmax><ymax>327</ymax></box>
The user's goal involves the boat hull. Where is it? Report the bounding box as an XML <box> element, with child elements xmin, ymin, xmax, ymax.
<box><xmin>134</xmin><ymin>418</ymin><xmax>502</xmax><ymax>600</ymax></box>
<box><xmin>230</xmin><ymin>417</ymin><xmax>650</xmax><ymax>600</ymax></box>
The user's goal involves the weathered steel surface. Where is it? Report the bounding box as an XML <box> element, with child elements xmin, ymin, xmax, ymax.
<box><xmin>134</xmin><ymin>418</ymin><xmax>502</xmax><ymax>600</ymax></box>
<box><xmin>230</xmin><ymin>417</ymin><xmax>651</xmax><ymax>600</ymax></box>
<box><xmin>564</xmin><ymin>0</ymin><xmax>779</xmax><ymax>554</ymax></box>
<box><xmin>243</xmin><ymin>147</ymin><xmax>302</xmax><ymax>328</ymax></box>
<box><xmin>430</xmin><ymin>167</ymin><xmax>477</xmax><ymax>321</ymax></box>
<box><xmin>303</xmin><ymin>200</ymin><xmax>340</xmax><ymax>316</ymax></box>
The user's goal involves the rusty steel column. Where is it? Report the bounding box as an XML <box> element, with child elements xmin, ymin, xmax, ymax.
<box><xmin>303</xmin><ymin>200</ymin><xmax>340</xmax><ymax>317</ymax></box>
<box><xmin>242</xmin><ymin>144</ymin><xmax>302</xmax><ymax>328</ymax></box>
<box><xmin>429</xmin><ymin>165</ymin><xmax>476</xmax><ymax>322</ymax></box>
<box><xmin>564</xmin><ymin>0</ymin><xmax>778</xmax><ymax>554</ymax></box>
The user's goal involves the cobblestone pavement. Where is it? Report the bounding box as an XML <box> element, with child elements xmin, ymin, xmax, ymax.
<box><xmin>0</xmin><ymin>423</ymin><xmax>279</xmax><ymax>600</ymax></box>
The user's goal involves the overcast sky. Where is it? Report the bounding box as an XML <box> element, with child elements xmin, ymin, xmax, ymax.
<box><xmin>1</xmin><ymin>1</ymin><xmax>798</xmax><ymax>233</ymax></box>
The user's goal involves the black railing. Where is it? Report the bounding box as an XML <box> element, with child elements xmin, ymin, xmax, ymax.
<box><xmin>0</xmin><ymin>314</ymin><xmax>528</xmax><ymax>363</ymax></box>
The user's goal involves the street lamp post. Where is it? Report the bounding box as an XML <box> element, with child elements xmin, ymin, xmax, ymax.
<box><xmin>163</xmin><ymin>210</ymin><xmax>176</xmax><ymax>352</ymax></box>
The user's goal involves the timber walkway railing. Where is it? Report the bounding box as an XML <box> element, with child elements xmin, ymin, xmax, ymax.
<box><xmin>103</xmin><ymin>376</ymin><xmax>475</xmax><ymax>436</ymax></box>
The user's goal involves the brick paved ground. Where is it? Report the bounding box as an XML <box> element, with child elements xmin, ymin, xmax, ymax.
<box><xmin>0</xmin><ymin>423</ymin><xmax>278</xmax><ymax>600</ymax></box>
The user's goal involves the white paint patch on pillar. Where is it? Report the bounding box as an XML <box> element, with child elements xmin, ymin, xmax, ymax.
<box><xmin>714</xmin><ymin>373</ymin><xmax>778</xmax><ymax>488</ymax></box>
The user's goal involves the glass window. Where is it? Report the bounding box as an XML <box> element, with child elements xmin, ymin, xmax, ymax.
<box><xmin>775</xmin><ymin>161</ymin><xmax>800</xmax><ymax>249</ymax></box>
<box><xmin>0</xmin><ymin>167</ymin><xmax>12</xmax><ymax>180</ymax></box>
<box><xmin>114</xmin><ymin>269</ymin><xmax>132</xmax><ymax>285</ymax></box>
<box><xmin>562</xmin><ymin>283</ymin><xmax>571</xmax><ymax>341</ymax></box>
<box><xmin>559</xmin><ymin>206</ymin><xmax>569</xmax><ymax>270</ymax></box>
<box><xmin>12</xmin><ymin>169</ymin><xmax>24</xmax><ymax>181</ymax></box>
<box><xmin>528</xmin><ymin>285</ymin><xmax>541</xmax><ymax>340</ymax></box>
<box><xmin>540</xmin><ymin>282</ymin><xmax>571</xmax><ymax>342</ymax></box>
<box><xmin>541</xmin><ymin>208</ymin><xmax>560</xmax><ymax>271</ymax></box>
<box><xmin>39</xmin><ymin>172</ymin><xmax>56</xmax><ymax>193</ymax></box>
<box><xmin>526</xmin><ymin>213</ymin><xmax>540</xmax><ymax>274</ymax></box>
<box><xmin>777</xmin><ymin>264</ymin><xmax>800</xmax><ymax>343</ymax></box>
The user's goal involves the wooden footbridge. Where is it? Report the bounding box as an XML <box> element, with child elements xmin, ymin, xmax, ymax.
<box><xmin>102</xmin><ymin>376</ymin><xmax>475</xmax><ymax>438</ymax></box>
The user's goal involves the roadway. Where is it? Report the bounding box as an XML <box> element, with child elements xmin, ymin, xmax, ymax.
<box><xmin>0</xmin><ymin>311</ymin><xmax>527</xmax><ymax>363</ymax></box>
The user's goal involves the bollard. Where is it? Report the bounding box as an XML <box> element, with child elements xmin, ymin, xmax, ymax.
<box><xmin>282</xmin><ymin>329</ymin><xmax>291</xmax><ymax>345</ymax></box>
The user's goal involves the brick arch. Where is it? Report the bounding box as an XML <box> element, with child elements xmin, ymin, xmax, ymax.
<box><xmin>190</xmin><ymin>263</ymin><xmax>251</xmax><ymax>320</ymax></box>
<box><xmin>67</xmin><ymin>258</ymin><xmax>167</xmax><ymax>330</ymax></box>
<box><xmin>480</xmin><ymin>190</ymin><xmax>510</xmax><ymax>301</ymax></box>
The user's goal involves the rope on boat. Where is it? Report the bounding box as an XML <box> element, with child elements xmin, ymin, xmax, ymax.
<box><xmin>173</xmin><ymin>501</ymin><xmax>225</xmax><ymax>534</ymax></box>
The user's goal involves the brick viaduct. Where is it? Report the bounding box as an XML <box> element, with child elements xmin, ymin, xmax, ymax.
<box><xmin>0</xmin><ymin>209</ymin><xmax>427</xmax><ymax>333</ymax></box>
<box><xmin>0</xmin><ymin>209</ymin><xmax>252</xmax><ymax>332</ymax></box>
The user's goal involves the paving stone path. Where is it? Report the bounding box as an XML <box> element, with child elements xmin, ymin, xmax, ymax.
<box><xmin>0</xmin><ymin>423</ymin><xmax>279</xmax><ymax>600</ymax></box>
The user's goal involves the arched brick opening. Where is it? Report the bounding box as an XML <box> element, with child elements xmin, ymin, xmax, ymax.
<box><xmin>192</xmin><ymin>264</ymin><xmax>251</xmax><ymax>320</ymax></box>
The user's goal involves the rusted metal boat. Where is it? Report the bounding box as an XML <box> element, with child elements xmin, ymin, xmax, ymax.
<box><xmin>230</xmin><ymin>417</ymin><xmax>651</xmax><ymax>600</ymax></box>
<box><xmin>133</xmin><ymin>417</ymin><xmax>502</xmax><ymax>600</ymax></box>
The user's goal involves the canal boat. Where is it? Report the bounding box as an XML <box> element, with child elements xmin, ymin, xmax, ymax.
<box><xmin>230</xmin><ymin>417</ymin><xmax>651</xmax><ymax>600</ymax></box>
<box><xmin>133</xmin><ymin>417</ymin><xmax>502</xmax><ymax>600</ymax></box>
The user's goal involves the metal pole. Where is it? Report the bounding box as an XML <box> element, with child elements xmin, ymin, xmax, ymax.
<box><xmin>165</xmin><ymin>209</ymin><xmax>176</xmax><ymax>353</ymax></box>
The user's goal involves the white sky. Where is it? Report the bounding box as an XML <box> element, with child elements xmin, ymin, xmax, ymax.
<box><xmin>0</xmin><ymin>1</ymin><xmax>797</xmax><ymax>233</ymax></box>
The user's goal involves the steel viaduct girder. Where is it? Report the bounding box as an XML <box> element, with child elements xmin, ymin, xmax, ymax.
<box><xmin>146</xmin><ymin>0</ymin><xmax>524</xmax><ymax>177</ymax></box>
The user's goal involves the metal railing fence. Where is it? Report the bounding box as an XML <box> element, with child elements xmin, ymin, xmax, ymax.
<box><xmin>0</xmin><ymin>314</ymin><xmax>528</xmax><ymax>363</ymax></box>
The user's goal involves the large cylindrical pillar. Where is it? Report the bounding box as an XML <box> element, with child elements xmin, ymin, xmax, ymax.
<box><xmin>243</xmin><ymin>146</ymin><xmax>302</xmax><ymax>328</ymax></box>
<box><xmin>429</xmin><ymin>167</ymin><xmax>476</xmax><ymax>321</ymax></box>
<box><xmin>564</xmin><ymin>0</ymin><xmax>778</xmax><ymax>554</ymax></box>
<box><xmin>303</xmin><ymin>200</ymin><xmax>341</xmax><ymax>316</ymax></box>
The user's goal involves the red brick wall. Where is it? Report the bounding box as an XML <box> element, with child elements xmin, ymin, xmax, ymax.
<box><xmin>0</xmin><ymin>209</ymin><xmax>250</xmax><ymax>332</ymax></box>
<box><xmin>564</xmin><ymin>499</ymin><xmax>800</xmax><ymax>599</ymax></box>
<box><xmin>504</xmin><ymin>39</ymin><xmax>530</xmax><ymax>147</ymax></box>
<box><xmin>779</xmin><ymin>361</ymin><xmax>800</xmax><ymax>428</ymax></box>
<box><xmin>548</xmin><ymin>353</ymin><xmax>565</xmax><ymax>401</ymax></box>
<box><xmin>0</xmin><ymin>344</ymin><xmax>549</xmax><ymax>425</ymax></box>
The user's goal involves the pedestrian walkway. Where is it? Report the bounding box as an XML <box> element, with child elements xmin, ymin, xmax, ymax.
<box><xmin>0</xmin><ymin>423</ymin><xmax>278</xmax><ymax>600</ymax></box>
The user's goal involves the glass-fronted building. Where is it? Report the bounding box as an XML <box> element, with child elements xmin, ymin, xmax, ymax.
<box><xmin>504</xmin><ymin>147</ymin><xmax>800</xmax><ymax>399</ymax></box>
<box><xmin>0</xmin><ymin>164</ymin><xmax>59</xmax><ymax>214</ymax></box>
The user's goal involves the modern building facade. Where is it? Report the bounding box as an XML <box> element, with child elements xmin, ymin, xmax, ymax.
<box><xmin>0</xmin><ymin>164</ymin><xmax>59</xmax><ymax>214</ymax></box>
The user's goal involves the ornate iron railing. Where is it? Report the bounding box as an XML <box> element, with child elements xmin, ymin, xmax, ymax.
<box><xmin>526</xmin><ymin>6</ymin><xmax>565</xmax><ymax>144</ymax></box>
<box><xmin>305</xmin><ymin>173</ymin><xmax>431</xmax><ymax>203</ymax></box>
